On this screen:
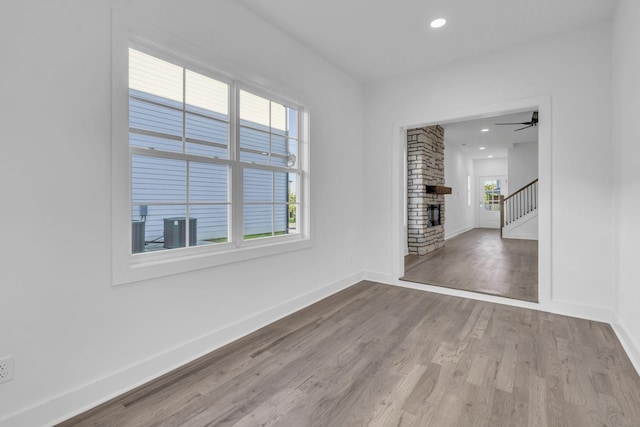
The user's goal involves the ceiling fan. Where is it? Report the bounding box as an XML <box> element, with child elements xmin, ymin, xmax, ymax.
<box><xmin>495</xmin><ymin>111</ymin><xmax>538</xmax><ymax>131</ymax></box>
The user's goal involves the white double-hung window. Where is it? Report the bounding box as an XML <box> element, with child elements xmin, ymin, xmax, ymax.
<box><xmin>113</xmin><ymin>44</ymin><xmax>309</xmax><ymax>284</ymax></box>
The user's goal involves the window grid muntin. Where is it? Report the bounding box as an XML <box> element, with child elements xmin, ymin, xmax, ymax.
<box><xmin>241</xmin><ymin>167</ymin><xmax>297</xmax><ymax>239</ymax></box>
<box><xmin>238</xmin><ymin>88</ymin><xmax>298</xmax><ymax>170</ymax></box>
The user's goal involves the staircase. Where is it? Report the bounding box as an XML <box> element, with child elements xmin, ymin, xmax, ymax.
<box><xmin>500</xmin><ymin>179</ymin><xmax>538</xmax><ymax>240</ymax></box>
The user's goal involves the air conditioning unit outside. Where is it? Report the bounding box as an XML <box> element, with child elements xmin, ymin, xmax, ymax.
<box><xmin>132</xmin><ymin>220</ymin><xmax>145</xmax><ymax>253</ymax></box>
<box><xmin>163</xmin><ymin>217</ymin><xmax>197</xmax><ymax>249</ymax></box>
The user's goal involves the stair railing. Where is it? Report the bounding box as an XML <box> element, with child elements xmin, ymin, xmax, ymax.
<box><xmin>500</xmin><ymin>178</ymin><xmax>538</xmax><ymax>238</ymax></box>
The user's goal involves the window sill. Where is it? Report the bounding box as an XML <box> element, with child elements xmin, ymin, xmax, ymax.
<box><xmin>113</xmin><ymin>236</ymin><xmax>312</xmax><ymax>286</ymax></box>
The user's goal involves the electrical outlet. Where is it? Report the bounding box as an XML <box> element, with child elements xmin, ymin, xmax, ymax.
<box><xmin>0</xmin><ymin>355</ymin><xmax>14</xmax><ymax>384</ymax></box>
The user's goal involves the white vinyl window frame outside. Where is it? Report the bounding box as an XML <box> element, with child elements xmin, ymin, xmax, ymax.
<box><xmin>111</xmin><ymin>13</ymin><xmax>311</xmax><ymax>285</ymax></box>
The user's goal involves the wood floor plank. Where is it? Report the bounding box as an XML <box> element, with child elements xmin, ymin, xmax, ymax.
<box><xmin>489</xmin><ymin>389</ymin><xmax>515</xmax><ymax>427</ymax></box>
<box><xmin>496</xmin><ymin>339</ymin><xmax>517</xmax><ymax>393</ymax></box>
<box><xmin>456</xmin><ymin>374</ymin><xmax>496</xmax><ymax>427</ymax></box>
<box><xmin>368</xmin><ymin>363</ymin><xmax>427</xmax><ymax>426</ymax></box>
<box><xmin>58</xmin><ymin>281</ymin><xmax>640</xmax><ymax>427</ymax></box>
<box><xmin>528</xmin><ymin>375</ymin><xmax>548</xmax><ymax>427</ymax></box>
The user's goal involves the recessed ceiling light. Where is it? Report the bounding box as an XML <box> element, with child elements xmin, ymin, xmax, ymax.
<box><xmin>481</xmin><ymin>128</ymin><xmax>489</xmax><ymax>132</ymax></box>
<box><xmin>430</xmin><ymin>18</ymin><xmax>446</xmax><ymax>29</ymax></box>
<box><xmin>479</xmin><ymin>147</ymin><xmax>486</xmax><ymax>150</ymax></box>
<box><xmin>488</xmin><ymin>155</ymin><xmax>494</xmax><ymax>158</ymax></box>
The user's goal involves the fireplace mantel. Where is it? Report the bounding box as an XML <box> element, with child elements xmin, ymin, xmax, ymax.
<box><xmin>425</xmin><ymin>185</ymin><xmax>452</xmax><ymax>195</ymax></box>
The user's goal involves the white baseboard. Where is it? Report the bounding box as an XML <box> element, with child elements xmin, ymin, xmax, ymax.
<box><xmin>545</xmin><ymin>299</ymin><xmax>615</xmax><ymax>324</ymax></box>
<box><xmin>611</xmin><ymin>319</ymin><xmax>640</xmax><ymax>377</ymax></box>
<box><xmin>502</xmin><ymin>232</ymin><xmax>538</xmax><ymax>240</ymax></box>
<box><xmin>362</xmin><ymin>270</ymin><xmax>397</xmax><ymax>284</ymax></box>
<box><xmin>444</xmin><ymin>225</ymin><xmax>475</xmax><ymax>240</ymax></box>
<box><xmin>368</xmin><ymin>270</ymin><xmax>619</xmax><ymax>325</ymax></box>
<box><xmin>502</xmin><ymin>227</ymin><xmax>538</xmax><ymax>240</ymax></box>
<box><xmin>367</xmin><ymin>271</ymin><xmax>545</xmax><ymax>310</ymax></box>
<box><xmin>1</xmin><ymin>272</ymin><xmax>363</xmax><ymax>427</ymax></box>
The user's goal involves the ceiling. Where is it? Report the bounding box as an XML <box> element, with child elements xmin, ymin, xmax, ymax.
<box><xmin>235</xmin><ymin>0</ymin><xmax>618</xmax><ymax>82</ymax></box>
<box><xmin>442</xmin><ymin>111</ymin><xmax>538</xmax><ymax>160</ymax></box>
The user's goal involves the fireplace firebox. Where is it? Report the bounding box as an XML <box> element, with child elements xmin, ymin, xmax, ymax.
<box><xmin>427</xmin><ymin>204</ymin><xmax>441</xmax><ymax>227</ymax></box>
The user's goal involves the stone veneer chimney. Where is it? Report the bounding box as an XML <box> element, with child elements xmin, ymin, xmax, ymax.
<box><xmin>407</xmin><ymin>125</ymin><xmax>446</xmax><ymax>256</ymax></box>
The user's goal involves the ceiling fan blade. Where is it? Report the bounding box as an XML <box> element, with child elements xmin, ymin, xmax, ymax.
<box><xmin>495</xmin><ymin>122</ymin><xmax>531</xmax><ymax>125</ymax></box>
<box><xmin>514</xmin><ymin>124</ymin><xmax>533</xmax><ymax>131</ymax></box>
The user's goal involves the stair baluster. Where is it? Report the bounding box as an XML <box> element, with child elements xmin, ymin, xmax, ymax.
<box><xmin>500</xmin><ymin>178</ymin><xmax>538</xmax><ymax>238</ymax></box>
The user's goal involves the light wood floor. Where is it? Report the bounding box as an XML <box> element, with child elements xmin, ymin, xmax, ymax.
<box><xmin>59</xmin><ymin>281</ymin><xmax>640</xmax><ymax>427</ymax></box>
<box><xmin>402</xmin><ymin>228</ymin><xmax>538</xmax><ymax>302</ymax></box>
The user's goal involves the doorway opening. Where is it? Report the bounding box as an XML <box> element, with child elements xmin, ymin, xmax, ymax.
<box><xmin>401</xmin><ymin>110</ymin><xmax>540</xmax><ymax>303</ymax></box>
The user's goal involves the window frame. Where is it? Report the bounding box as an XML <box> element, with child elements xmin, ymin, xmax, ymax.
<box><xmin>234</xmin><ymin>85</ymin><xmax>302</xmax><ymax>245</ymax></box>
<box><xmin>112</xmin><ymin>16</ymin><xmax>311</xmax><ymax>285</ymax></box>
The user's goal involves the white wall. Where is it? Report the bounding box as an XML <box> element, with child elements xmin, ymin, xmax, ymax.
<box><xmin>443</xmin><ymin>143</ymin><xmax>475</xmax><ymax>238</ymax></box>
<box><xmin>508</xmin><ymin>142</ymin><xmax>539</xmax><ymax>192</ymax></box>
<box><xmin>363</xmin><ymin>23</ymin><xmax>613</xmax><ymax>312</ymax></box>
<box><xmin>0</xmin><ymin>1</ymin><xmax>364</xmax><ymax>425</ymax></box>
<box><xmin>474</xmin><ymin>157</ymin><xmax>508</xmax><ymax>189</ymax></box>
<box><xmin>612</xmin><ymin>0</ymin><xmax>640</xmax><ymax>371</ymax></box>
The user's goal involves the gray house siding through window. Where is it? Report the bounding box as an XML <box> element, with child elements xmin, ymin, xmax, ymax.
<box><xmin>130</xmin><ymin>89</ymin><xmax>290</xmax><ymax>245</ymax></box>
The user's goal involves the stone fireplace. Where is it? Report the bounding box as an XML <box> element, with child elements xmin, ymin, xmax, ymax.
<box><xmin>407</xmin><ymin>125</ymin><xmax>450</xmax><ymax>255</ymax></box>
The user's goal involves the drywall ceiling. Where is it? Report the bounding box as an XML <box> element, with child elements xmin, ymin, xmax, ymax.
<box><xmin>442</xmin><ymin>111</ymin><xmax>538</xmax><ymax>160</ymax></box>
<box><xmin>235</xmin><ymin>0</ymin><xmax>617</xmax><ymax>82</ymax></box>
